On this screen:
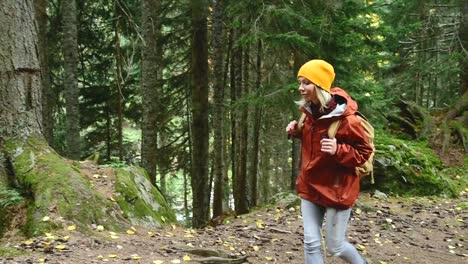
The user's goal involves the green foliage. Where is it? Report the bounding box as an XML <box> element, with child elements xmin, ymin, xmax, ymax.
<box><xmin>0</xmin><ymin>187</ymin><xmax>23</xmax><ymax>208</ymax></box>
<box><xmin>372</xmin><ymin>129</ymin><xmax>460</xmax><ymax>197</ymax></box>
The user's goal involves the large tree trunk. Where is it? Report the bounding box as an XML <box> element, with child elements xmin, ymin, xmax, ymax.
<box><xmin>211</xmin><ymin>0</ymin><xmax>226</xmax><ymax>219</ymax></box>
<box><xmin>61</xmin><ymin>0</ymin><xmax>80</xmax><ymax>159</ymax></box>
<box><xmin>190</xmin><ymin>0</ymin><xmax>210</xmax><ymax>228</ymax></box>
<box><xmin>0</xmin><ymin>0</ymin><xmax>176</xmax><ymax>237</ymax></box>
<box><xmin>35</xmin><ymin>0</ymin><xmax>55</xmax><ymax>146</ymax></box>
<box><xmin>141</xmin><ymin>0</ymin><xmax>162</xmax><ymax>186</ymax></box>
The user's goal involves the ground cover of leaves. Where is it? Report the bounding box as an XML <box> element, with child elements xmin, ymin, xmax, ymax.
<box><xmin>1</xmin><ymin>192</ymin><xmax>467</xmax><ymax>264</ymax></box>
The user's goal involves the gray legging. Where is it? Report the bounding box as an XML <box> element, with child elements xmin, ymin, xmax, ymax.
<box><xmin>301</xmin><ymin>199</ymin><xmax>366</xmax><ymax>264</ymax></box>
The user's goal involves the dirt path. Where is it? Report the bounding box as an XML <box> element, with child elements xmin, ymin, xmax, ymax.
<box><xmin>1</xmin><ymin>193</ymin><xmax>467</xmax><ymax>264</ymax></box>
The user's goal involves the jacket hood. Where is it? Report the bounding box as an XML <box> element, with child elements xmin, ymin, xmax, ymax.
<box><xmin>329</xmin><ymin>87</ymin><xmax>358</xmax><ymax>117</ymax></box>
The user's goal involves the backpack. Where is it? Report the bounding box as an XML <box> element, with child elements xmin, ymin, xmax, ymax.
<box><xmin>297</xmin><ymin>112</ymin><xmax>375</xmax><ymax>183</ymax></box>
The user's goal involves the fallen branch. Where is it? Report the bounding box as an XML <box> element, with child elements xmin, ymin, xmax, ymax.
<box><xmin>267</xmin><ymin>227</ymin><xmax>292</xmax><ymax>234</ymax></box>
<box><xmin>192</xmin><ymin>256</ymin><xmax>249</xmax><ymax>264</ymax></box>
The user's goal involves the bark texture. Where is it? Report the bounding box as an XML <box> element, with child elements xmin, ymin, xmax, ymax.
<box><xmin>34</xmin><ymin>0</ymin><xmax>54</xmax><ymax>145</ymax></box>
<box><xmin>191</xmin><ymin>0</ymin><xmax>210</xmax><ymax>227</ymax></box>
<box><xmin>211</xmin><ymin>0</ymin><xmax>226</xmax><ymax>219</ymax></box>
<box><xmin>0</xmin><ymin>0</ymin><xmax>42</xmax><ymax>138</ymax></box>
<box><xmin>61</xmin><ymin>0</ymin><xmax>81</xmax><ymax>159</ymax></box>
<box><xmin>141</xmin><ymin>0</ymin><xmax>162</xmax><ymax>185</ymax></box>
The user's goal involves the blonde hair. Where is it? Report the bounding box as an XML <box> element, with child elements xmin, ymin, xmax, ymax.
<box><xmin>295</xmin><ymin>86</ymin><xmax>332</xmax><ymax>112</ymax></box>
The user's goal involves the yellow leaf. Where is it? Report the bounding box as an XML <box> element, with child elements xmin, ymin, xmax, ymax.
<box><xmin>357</xmin><ymin>244</ymin><xmax>366</xmax><ymax>250</ymax></box>
<box><xmin>229</xmin><ymin>246</ymin><xmax>235</xmax><ymax>251</ymax></box>
<box><xmin>153</xmin><ymin>261</ymin><xmax>164</xmax><ymax>264</ymax></box>
<box><xmin>108</xmin><ymin>254</ymin><xmax>118</xmax><ymax>258</ymax></box>
<box><xmin>184</xmin><ymin>234</ymin><xmax>194</xmax><ymax>238</ymax></box>
<box><xmin>253</xmin><ymin>246</ymin><xmax>260</xmax><ymax>251</ymax></box>
<box><xmin>97</xmin><ymin>225</ymin><xmax>105</xmax><ymax>231</ymax></box>
<box><xmin>42</xmin><ymin>216</ymin><xmax>50</xmax><ymax>222</ymax></box>
<box><xmin>171</xmin><ymin>224</ymin><xmax>177</xmax><ymax>230</ymax></box>
<box><xmin>161</xmin><ymin>216</ymin><xmax>166</xmax><ymax>223</ymax></box>
<box><xmin>110</xmin><ymin>235</ymin><xmax>119</xmax><ymax>239</ymax></box>
<box><xmin>55</xmin><ymin>244</ymin><xmax>66</xmax><ymax>250</ymax></box>
<box><xmin>256</xmin><ymin>220</ymin><xmax>265</xmax><ymax>229</ymax></box>
<box><xmin>131</xmin><ymin>226</ymin><xmax>137</xmax><ymax>231</ymax></box>
<box><xmin>38</xmin><ymin>258</ymin><xmax>46</xmax><ymax>263</ymax></box>
<box><xmin>67</xmin><ymin>225</ymin><xmax>76</xmax><ymax>231</ymax></box>
<box><xmin>126</xmin><ymin>230</ymin><xmax>135</xmax><ymax>235</ymax></box>
<box><xmin>131</xmin><ymin>254</ymin><xmax>141</xmax><ymax>260</ymax></box>
<box><xmin>403</xmin><ymin>257</ymin><xmax>410</xmax><ymax>260</ymax></box>
<box><xmin>183</xmin><ymin>255</ymin><xmax>191</xmax><ymax>261</ymax></box>
<box><xmin>97</xmin><ymin>255</ymin><xmax>104</xmax><ymax>259</ymax></box>
<box><xmin>109</xmin><ymin>196</ymin><xmax>116</xmax><ymax>202</ymax></box>
<box><xmin>265</xmin><ymin>256</ymin><xmax>274</xmax><ymax>261</ymax></box>
<box><xmin>148</xmin><ymin>231</ymin><xmax>154</xmax><ymax>237</ymax></box>
<box><xmin>171</xmin><ymin>260</ymin><xmax>181</xmax><ymax>264</ymax></box>
<box><xmin>62</xmin><ymin>235</ymin><xmax>70</xmax><ymax>241</ymax></box>
<box><xmin>109</xmin><ymin>231</ymin><xmax>117</xmax><ymax>235</ymax></box>
<box><xmin>24</xmin><ymin>240</ymin><xmax>34</xmax><ymax>245</ymax></box>
<box><xmin>379</xmin><ymin>261</ymin><xmax>387</xmax><ymax>264</ymax></box>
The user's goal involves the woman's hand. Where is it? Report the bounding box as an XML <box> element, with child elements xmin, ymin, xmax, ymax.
<box><xmin>320</xmin><ymin>137</ymin><xmax>337</xmax><ymax>155</ymax></box>
<box><xmin>286</xmin><ymin>120</ymin><xmax>298</xmax><ymax>136</ymax></box>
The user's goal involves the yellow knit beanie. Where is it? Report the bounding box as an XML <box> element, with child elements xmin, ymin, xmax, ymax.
<box><xmin>297</xmin><ymin>59</ymin><xmax>335</xmax><ymax>92</ymax></box>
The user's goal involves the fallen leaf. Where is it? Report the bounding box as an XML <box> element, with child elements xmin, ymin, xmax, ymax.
<box><xmin>253</xmin><ymin>246</ymin><xmax>260</xmax><ymax>251</ymax></box>
<box><xmin>97</xmin><ymin>225</ymin><xmax>104</xmax><ymax>231</ymax></box>
<box><xmin>265</xmin><ymin>256</ymin><xmax>274</xmax><ymax>261</ymax></box>
<box><xmin>42</xmin><ymin>216</ymin><xmax>50</xmax><ymax>222</ymax></box>
<box><xmin>38</xmin><ymin>258</ymin><xmax>46</xmax><ymax>263</ymax></box>
<box><xmin>67</xmin><ymin>225</ymin><xmax>76</xmax><ymax>231</ymax></box>
<box><xmin>183</xmin><ymin>255</ymin><xmax>191</xmax><ymax>261</ymax></box>
<box><xmin>131</xmin><ymin>254</ymin><xmax>141</xmax><ymax>260</ymax></box>
<box><xmin>153</xmin><ymin>261</ymin><xmax>164</xmax><ymax>264</ymax></box>
<box><xmin>171</xmin><ymin>260</ymin><xmax>181</xmax><ymax>264</ymax></box>
<box><xmin>55</xmin><ymin>245</ymin><xmax>66</xmax><ymax>250</ymax></box>
<box><xmin>126</xmin><ymin>230</ymin><xmax>135</xmax><ymax>235</ymax></box>
<box><xmin>108</xmin><ymin>254</ymin><xmax>118</xmax><ymax>258</ymax></box>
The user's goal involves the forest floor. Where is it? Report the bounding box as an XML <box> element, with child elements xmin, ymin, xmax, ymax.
<box><xmin>1</xmin><ymin>191</ymin><xmax>467</xmax><ymax>264</ymax></box>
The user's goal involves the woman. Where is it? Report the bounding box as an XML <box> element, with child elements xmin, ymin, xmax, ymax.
<box><xmin>286</xmin><ymin>59</ymin><xmax>373</xmax><ymax>264</ymax></box>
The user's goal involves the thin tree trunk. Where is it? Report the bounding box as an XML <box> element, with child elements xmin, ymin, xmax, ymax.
<box><xmin>460</xmin><ymin>0</ymin><xmax>468</xmax><ymax>95</ymax></box>
<box><xmin>249</xmin><ymin>40</ymin><xmax>262</xmax><ymax>207</ymax></box>
<box><xmin>35</xmin><ymin>0</ymin><xmax>54</xmax><ymax>145</ymax></box>
<box><xmin>61</xmin><ymin>0</ymin><xmax>80</xmax><ymax>159</ymax></box>
<box><xmin>211</xmin><ymin>0</ymin><xmax>226</xmax><ymax>219</ymax></box>
<box><xmin>231</xmin><ymin>27</ymin><xmax>249</xmax><ymax>215</ymax></box>
<box><xmin>141</xmin><ymin>0</ymin><xmax>162</xmax><ymax>185</ymax></box>
<box><xmin>114</xmin><ymin>0</ymin><xmax>124</xmax><ymax>161</ymax></box>
<box><xmin>190</xmin><ymin>0</ymin><xmax>210</xmax><ymax>228</ymax></box>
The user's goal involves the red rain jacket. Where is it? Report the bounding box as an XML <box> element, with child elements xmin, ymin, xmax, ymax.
<box><xmin>294</xmin><ymin>87</ymin><xmax>373</xmax><ymax>209</ymax></box>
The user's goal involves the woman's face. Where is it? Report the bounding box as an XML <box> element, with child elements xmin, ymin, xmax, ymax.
<box><xmin>298</xmin><ymin>77</ymin><xmax>319</xmax><ymax>104</ymax></box>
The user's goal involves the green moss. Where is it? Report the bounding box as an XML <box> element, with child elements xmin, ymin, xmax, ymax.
<box><xmin>4</xmin><ymin>136</ymin><xmax>126</xmax><ymax>236</ymax></box>
<box><xmin>370</xmin><ymin>130</ymin><xmax>459</xmax><ymax>197</ymax></box>
<box><xmin>0</xmin><ymin>246</ymin><xmax>26</xmax><ymax>257</ymax></box>
<box><xmin>114</xmin><ymin>167</ymin><xmax>177</xmax><ymax>228</ymax></box>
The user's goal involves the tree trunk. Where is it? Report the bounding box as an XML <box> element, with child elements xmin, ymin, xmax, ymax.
<box><xmin>190</xmin><ymin>0</ymin><xmax>210</xmax><ymax>228</ymax></box>
<box><xmin>460</xmin><ymin>0</ymin><xmax>468</xmax><ymax>95</ymax></box>
<box><xmin>114</xmin><ymin>0</ymin><xmax>124</xmax><ymax>161</ymax></box>
<box><xmin>211</xmin><ymin>0</ymin><xmax>226</xmax><ymax>219</ymax></box>
<box><xmin>141</xmin><ymin>0</ymin><xmax>162</xmax><ymax>186</ymax></box>
<box><xmin>61</xmin><ymin>0</ymin><xmax>80</xmax><ymax>159</ymax></box>
<box><xmin>249</xmin><ymin>40</ymin><xmax>262</xmax><ymax>207</ymax></box>
<box><xmin>35</xmin><ymin>0</ymin><xmax>54</xmax><ymax>146</ymax></box>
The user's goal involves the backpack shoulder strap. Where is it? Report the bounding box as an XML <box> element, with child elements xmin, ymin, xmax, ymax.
<box><xmin>297</xmin><ymin>113</ymin><xmax>306</xmax><ymax>131</ymax></box>
<box><xmin>328</xmin><ymin>119</ymin><xmax>341</xmax><ymax>139</ymax></box>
